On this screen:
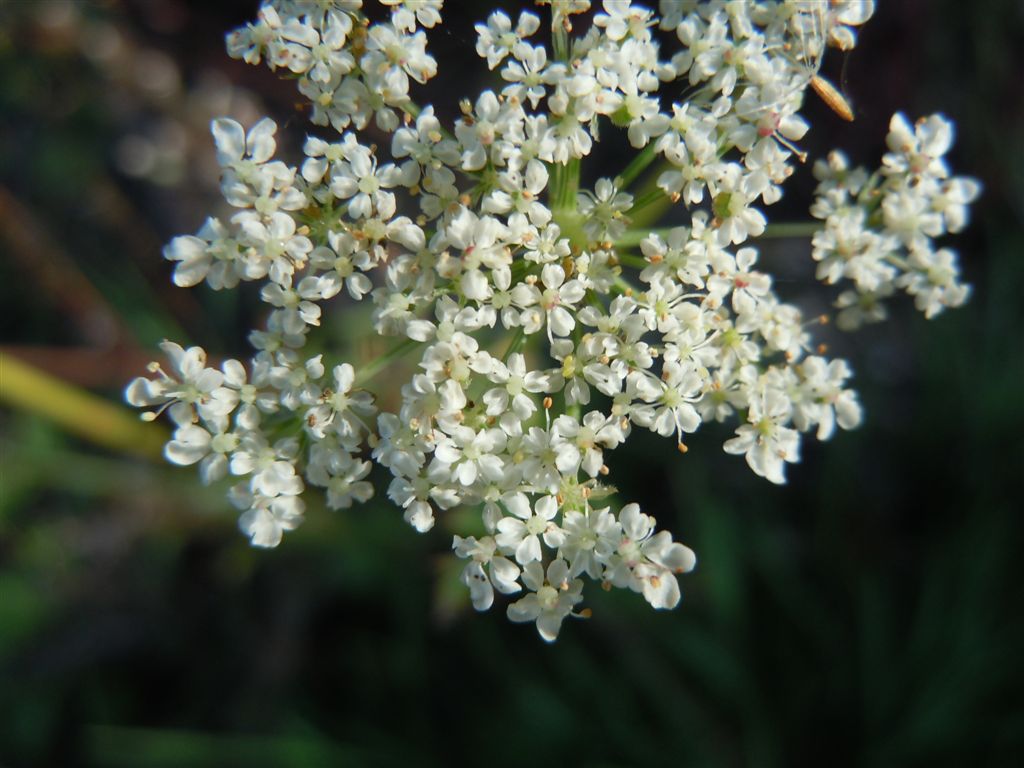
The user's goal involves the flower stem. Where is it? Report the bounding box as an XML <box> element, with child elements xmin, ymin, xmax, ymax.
<box><xmin>616</xmin><ymin>228</ymin><xmax>667</xmax><ymax>247</ymax></box>
<box><xmin>616</xmin><ymin>142</ymin><xmax>658</xmax><ymax>190</ymax></box>
<box><xmin>552</xmin><ymin>24</ymin><xmax>570</xmax><ymax>62</ymax></box>
<box><xmin>761</xmin><ymin>222</ymin><xmax>821</xmax><ymax>238</ymax></box>
<box><xmin>629</xmin><ymin>187</ymin><xmax>669</xmax><ymax>217</ymax></box>
<box><xmin>551</xmin><ymin>157</ymin><xmax>580</xmax><ymax>213</ymax></box>
<box><xmin>617</xmin><ymin>253</ymin><xmax>648</xmax><ymax>270</ymax></box>
<box><xmin>0</xmin><ymin>352</ymin><xmax>167</xmax><ymax>460</ymax></box>
<box><xmin>502</xmin><ymin>326</ymin><xmax>527</xmax><ymax>360</ymax></box>
<box><xmin>613</xmin><ymin>274</ymin><xmax>639</xmax><ymax>296</ymax></box>
<box><xmin>354</xmin><ymin>337</ymin><xmax>419</xmax><ymax>386</ymax></box>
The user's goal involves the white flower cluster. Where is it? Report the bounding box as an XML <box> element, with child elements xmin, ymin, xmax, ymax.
<box><xmin>128</xmin><ymin>0</ymin><xmax>977</xmax><ymax>641</ymax></box>
<box><xmin>810</xmin><ymin>113</ymin><xmax>981</xmax><ymax>328</ymax></box>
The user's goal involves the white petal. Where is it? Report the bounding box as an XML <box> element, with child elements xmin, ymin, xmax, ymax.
<box><xmin>246</xmin><ymin>118</ymin><xmax>278</xmax><ymax>163</ymax></box>
<box><xmin>404</xmin><ymin>500</ymin><xmax>435</xmax><ymax>532</ymax></box>
<box><xmin>211</xmin><ymin>119</ymin><xmax>245</xmax><ymax>166</ymax></box>
<box><xmin>546</xmin><ymin>558</ymin><xmax>570</xmax><ymax>586</ymax></box>
<box><xmin>658</xmin><ymin>542</ymin><xmax>697</xmax><ymax>573</ymax></box>
<box><xmin>535</xmin><ymin>611</ymin><xmax>565</xmax><ymax>642</ymax></box>
<box><xmin>490</xmin><ymin>557</ymin><xmax>522</xmax><ymax>594</ymax></box>
<box><xmin>641</xmin><ymin>570</ymin><xmax>680</xmax><ymax>609</ymax></box>
<box><xmin>165</xmin><ymin>425</ymin><xmax>210</xmax><ymax>465</ymax></box>
<box><xmin>506</xmin><ymin>594</ymin><xmax>541</xmax><ymax>623</ymax></box>
<box><xmin>461</xmin><ymin>562</ymin><xmax>494</xmax><ymax>611</ymax></box>
<box><xmin>503</xmin><ymin>492</ymin><xmax>531</xmax><ymax>520</ymax></box>
<box><xmin>535</xmin><ymin>495</ymin><xmax>558</xmax><ymax>521</ymax></box>
<box><xmin>515</xmin><ymin>534</ymin><xmax>542</xmax><ymax>564</ymax></box>
<box><xmin>461</xmin><ymin>269</ymin><xmax>491</xmax><ymax>301</ymax></box>
<box><xmin>238</xmin><ymin>508</ymin><xmax>282</xmax><ymax>548</ymax></box>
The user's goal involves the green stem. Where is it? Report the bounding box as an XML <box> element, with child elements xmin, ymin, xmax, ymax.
<box><xmin>856</xmin><ymin>171</ymin><xmax>885</xmax><ymax>208</ymax></box>
<box><xmin>761</xmin><ymin>222</ymin><xmax>822</xmax><ymax>238</ymax></box>
<box><xmin>884</xmin><ymin>253</ymin><xmax>911</xmax><ymax>270</ymax></box>
<box><xmin>621</xmin><ymin>155</ymin><xmax>679</xmax><ymax>230</ymax></box>
<box><xmin>549</xmin><ymin>162</ymin><xmax>563</xmax><ymax>208</ymax></box>
<box><xmin>560</xmin><ymin>157</ymin><xmax>580</xmax><ymax>210</ymax></box>
<box><xmin>502</xmin><ymin>326</ymin><xmax>527</xmax><ymax>360</ymax></box>
<box><xmin>547</xmin><ymin>8</ymin><xmax>579</xmax><ymax>217</ymax></box>
<box><xmin>0</xmin><ymin>352</ymin><xmax>168</xmax><ymax>460</ymax></box>
<box><xmin>617</xmin><ymin>253</ymin><xmax>648</xmax><ymax>270</ymax></box>
<box><xmin>631</xmin><ymin>187</ymin><xmax>667</xmax><ymax>213</ymax></box>
<box><xmin>550</xmin><ymin>157</ymin><xmax>580</xmax><ymax>214</ymax></box>
<box><xmin>565</xmin><ymin>326</ymin><xmax>583</xmax><ymax>420</ymax></box>
<box><xmin>549</xmin><ymin>156</ymin><xmax>582</xmax><ymax>243</ymax></box>
<box><xmin>615</xmin><ymin>227</ymin><xmax>676</xmax><ymax>248</ymax></box>
<box><xmin>552</xmin><ymin>23</ymin><xmax>570</xmax><ymax>62</ymax></box>
<box><xmin>613</xmin><ymin>274</ymin><xmax>639</xmax><ymax>296</ymax></box>
<box><xmin>616</xmin><ymin>142</ymin><xmax>659</xmax><ymax>190</ymax></box>
<box><xmin>633</xmin><ymin>195</ymin><xmax>674</xmax><ymax>230</ymax></box>
<box><xmin>354</xmin><ymin>337</ymin><xmax>419</xmax><ymax>386</ymax></box>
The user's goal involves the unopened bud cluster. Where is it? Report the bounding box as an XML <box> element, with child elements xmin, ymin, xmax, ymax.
<box><xmin>127</xmin><ymin>0</ymin><xmax>977</xmax><ymax>641</ymax></box>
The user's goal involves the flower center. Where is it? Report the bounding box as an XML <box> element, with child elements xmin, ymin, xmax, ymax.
<box><xmin>358</xmin><ymin>175</ymin><xmax>380</xmax><ymax>195</ymax></box>
<box><xmin>537</xmin><ymin>585</ymin><xmax>559</xmax><ymax>611</ymax></box>
<box><xmin>526</xmin><ymin>515</ymin><xmax>547</xmax><ymax>536</ymax></box>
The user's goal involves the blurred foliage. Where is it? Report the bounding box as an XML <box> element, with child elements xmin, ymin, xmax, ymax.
<box><xmin>1</xmin><ymin>1</ymin><xmax>1022</xmax><ymax>767</ymax></box>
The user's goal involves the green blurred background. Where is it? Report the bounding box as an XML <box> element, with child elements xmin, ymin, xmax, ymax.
<box><xmin>1</xmin><ymin>1</ymin><xmax>1022</xmax><ymax>766</ymax></box>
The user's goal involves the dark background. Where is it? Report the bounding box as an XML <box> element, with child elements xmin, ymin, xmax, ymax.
<box><xmin>1</xmin><ymin>1</ymin><xmax>1022</xmax><ymax>766</ymax></box>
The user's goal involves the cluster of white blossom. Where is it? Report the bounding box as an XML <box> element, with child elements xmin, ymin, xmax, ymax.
<box><xmin>810</xmin><ymin>113</ymin><xmax>981</xmax><ymax>328</ymax></box>
<box><xmin>127</xmin><ymin>0</ymin><xmax>978</xmax><ymax>641</ymax></box>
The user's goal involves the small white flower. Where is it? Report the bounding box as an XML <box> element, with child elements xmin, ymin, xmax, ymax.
<box><xmin>506</xmin><ymin>558</ymin><xmax>583</xmax><ymax>642</ymax></box>
<box><xmin>231</xmin><ymin>483</ymin><xmax>305</xmax><ymax>549</ymax></box>
<box><xmin>723</xmin><ymin>387</ymin><xmax>800</xmax><ymax>485</ymax></box>
<box><xmin>559</xmin><ymin>505</ymin><xmax>621</xmax><ymax>578</ymax></box>
<box><xmin>708</xmin><ymin>164</ymin><xmax>767</xmax><ymax>246</ymax></box>
<box><xmin>897</xmin><ymin>246</ymin><xmax>971</xmax><ymax>318</ymax></box>
<box><xmin>495</xmin><ymin>493</ymin><xmax>565</xmax><ymax>565</ymax></box>
<box><xmin>236</xmin><ymin>210</ymin><xmax>313</xmax><ymax>286</ymax></box>
<box><xmin>707</xmin><ymin>247</ymin><xmax>772</xmax><ymax>315</ymax></box>
<box><xmin>453</xmin><ymin>535</ymin><xmax>521</xmax><ymax>611</ymax></box>
<box><xmin>606</xmin><ymin>503</ymin><xmax>696</xmax><ymax>610</ymax></box>
<box><xmin>381</xmin><ymin>0</ymin><xmax>443</xmax><ymax>33</ymax></box>
<box><xmin>431</xmin><ymin>426</ymin><xmax>507</xmax><ymax>487</ymax></box>
<box><xmin>329</xmin><ymin>143</ymin><xmax>405</xmax><ymax>219</ymax></box>
<box><xmin>475</xmin><ymin>10</ymin><xmax>541</xmax><ymax>70</ymax></box>
<box><xmin>163</xmin><ymin>217</ymin><xmax>243</xmax><ymax>290</ymax></box>
<box><xmin>304</xmin><ymin>363</ymin><xmax>376</xmax><ymax>443</ymax></box>
<box><xmin>165</xmin><ymin>423</ymin><xmax>239</xmax><ymax>484</ymax></box>
<box><xmin>883</xmin><ymin>112</ymin><xmax>954</xmax><ymax>179</ymax></box>
<box><xmin>577</xmin><ymin>179</ymin><xmax>633</xmax><ymax>243</ymax></box>
<box><xmin>126</xmin><ymin>341</ymin><xmax>225</xmax><ymax>427</ymax></box>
